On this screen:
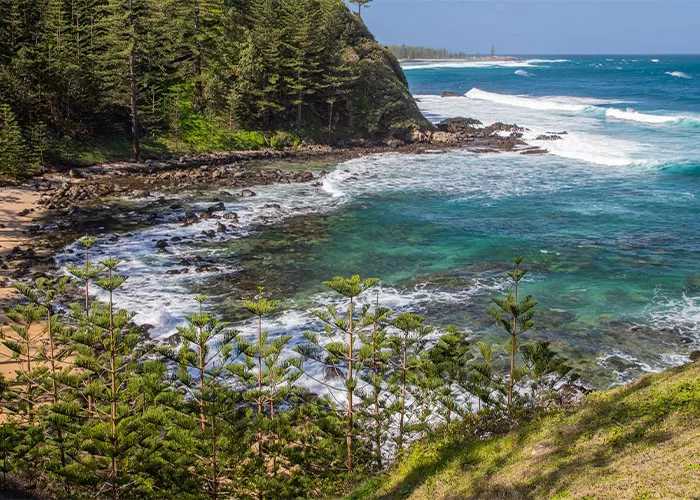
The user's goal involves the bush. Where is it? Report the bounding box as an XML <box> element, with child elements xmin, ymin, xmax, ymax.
<box><xmin>269</xmin><ymin>131</ymin><xmax>300</xmax><ymax>149</ymax></box>
<box><xmin>227</xmin><ymin>130</ymin><xmax>267</xmax><ymax>150</ymax></box>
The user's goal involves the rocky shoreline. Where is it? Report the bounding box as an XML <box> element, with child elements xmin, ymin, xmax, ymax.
<box><xmin>0</xmin><ymin>117</ymin><xmax>549</xmax><ymax>304</ymax></box>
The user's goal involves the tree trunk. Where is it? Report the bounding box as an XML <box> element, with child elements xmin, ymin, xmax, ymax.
<box><xmin>296</xmin><ymin>102</ymin><xmax>302</xmax><ymax>130</ymax></box>
<box><xmin>328</xmin><ymin>101</ymin><xmax>333</xmax><ymax>133</ymax></box>
<box><xmin>398</xmin><ymin>331</ymin><xmax>407</xmax><ymax>453</ymax></box>
<box><xmin>129</xmin><ymin>49</ymin><xmax>141</xmax><ymax>162</ymax></box>
<box><xmin>346</xmin><ymin>297</ymin><xmax>354</xmax><ymax>472</ymax></box>
<box><xmin>128</xmin><ymin>0</ymin><xmax>141</xmax><ymax>162</ymax></box>
<box><xmin>109</xmin><ymin>284</ymin><xmax>118</xmax><ymax>500</ymax></box>
<box><xmin>193</xmin><ymin>0</ymin><xmax>203</xmax><ymax>104</ymax></box>
<box><xmin>47</xmin><ymin>307</ymin><xmax>66</xmax><ymax>466</ymax></box>
<box><xmin>211</xmin><ymin>416</ymin><xmax>218</xmax><ymax>500</ymax></box>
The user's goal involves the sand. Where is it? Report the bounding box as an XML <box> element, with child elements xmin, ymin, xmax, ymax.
<box><xmin>0</xmin><ymin>186</ymin><xmax>45</xmax><ymax>380</ymax></box>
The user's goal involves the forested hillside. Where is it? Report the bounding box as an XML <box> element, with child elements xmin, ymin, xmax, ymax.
<box><xmin>388</xmin><ymin>45</ymin><xmax>469</xmax><ymax>60</ymax></box>
<box><xmin>0</xmin><ymin>0</ymin><xmax>429</xmax><ymax>174</ymax></box>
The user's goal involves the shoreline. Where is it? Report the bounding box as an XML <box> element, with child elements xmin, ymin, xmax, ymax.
<box><xmin>398</xmin><ymin>56</ymin><xmax>518</xmax><ymax>63</ymax></box>
<box><xmin>0</xmin><ymin>124</ymin><xmax>547</xmax><ymax>378</ymax></box>
<box><xmin>0</xmin><ymin>123</ymin><xmax>546</xmax><ymax>284</ymax></box>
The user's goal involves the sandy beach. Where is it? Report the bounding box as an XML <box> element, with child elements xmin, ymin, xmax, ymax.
<box><xmin>0</xmin><ymin>186</ymin><xmax>45</xmax><ymax>380</ymax></box>
<box><xmin>0</xmin><ymin>186</ymin><xmax>44</xmax><ymax>301</ymax></box>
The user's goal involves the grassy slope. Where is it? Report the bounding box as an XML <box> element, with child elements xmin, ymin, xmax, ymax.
<box><xmin>350</xmin><ymin>362</ymin><xmax>700</xmax><ymax>500</ymax></box>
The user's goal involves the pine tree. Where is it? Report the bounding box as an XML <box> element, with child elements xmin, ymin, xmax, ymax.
<box><xmin>66</xmin><ymin>235</ymin><xmax>103</xmax><ymax>417</ymax></box>
<box><xmin>0</xmin><ymin>104</ymin><xmax>32</xmax><ymax>179</ymax></box>
<box><xmin>520</xmin><ymin>340</ymin><xmax>576</xmax><ymax>403</ymax></box>
<box><xmin>168</xmin><ymin>295</ymin><xmax>247</xmax><ymax>499</ymax></box>
<box><xmin>357</xmin><ymin>295</ymin><xmax>392</xmax><ymax>469</ymax></box>
<box><xmin>32</xmin><ymin>277</ymin><xmax>77</xmax><ymax>477</ymax></box>
<box><xmin>388</xmin><ymin>312</ymin><xmax>432</xmax><ymax>454</ymax></box>
<box><xmin>349</xmin><ymin>0</ymin><xmax>373</xmax><ymax>19</ymax></box>
<box><xmin>490</xmin><ymin>258</ymin><xmax>537</xmax><ymax>407</ymax></box>
<box><xmin>464</xmin><ymin>341</ymin><xmax>506</xmax><ymax>412</ymax></box>
<box><xmin>68</xmin><ymin>258</ymin><xmax>154</xmax><ymax>499</ymax></box>
<box><xmin>428</xmin><ymin>326</ymin><xmax>472</xmax><ymax>430</ymax></box>
<box><xmin>281</xmin><ymin>0</ymin><xmax>324</xmax><ymax>130</ymax></box>
<box><xmin>298</xmin><ymin>275</ymin><xmax>379</xmax><ymax>473</ymax></box>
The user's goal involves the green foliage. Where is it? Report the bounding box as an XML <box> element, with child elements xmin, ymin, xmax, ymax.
<box><xmin>387</xmin><ymin>45</ymin><xmax>469</xmax><ymax>60</ymax></box>
<box><xmin>0</xmin><ymin>247</ymin><xmax>587</xmax><ymax>498</ymax></box>
<box><xmin>0</xmin><ymin>104</ymin><xmax>34</xmax><ymax>180</ymax></box>
<box><xmin>0</xmin><ymin>0</ymin><xmax>427</xmax><ymax>169</ymax></box>
<box><xmin>269</xmin><ymin>131</ymin><xmax>301</xmax><ymax>149</ymax></box>
<box><xmin>490</xmin><ymin>258</ymin><xmax>538</xmax><ymax>406</ymax></box>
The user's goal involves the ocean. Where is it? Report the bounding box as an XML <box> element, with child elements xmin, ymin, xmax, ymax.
<box><xmin>57</xmin><ymin>56</ymin><xmax>700</xmax><ymax>389</ymax></box>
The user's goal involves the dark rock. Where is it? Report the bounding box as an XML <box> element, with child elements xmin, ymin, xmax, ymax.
<box><xmin>263</xmin><ymin>204</ymin><xmax>282</xmax><ymax>210</ymax></box>
<box><xmin>17</xmin><ymin>209</ymin><xmax>31</xmax><ymax>216</ymax></box>
<box><xmin>207</xmin><ymin>202</ymin><xmax>225</xmax><ymax>213</ymax></box>
<box><xmin>536</xmin><ymin>134</ymin><xmax>563</xmax><ymax>141</ymax></box>
<box><xmin>223</xmin><ymin>212</ymin><xmax>239</xmax><ymax>222</ymax></box>
<box><xmin>240</xmin><ymin>189</ymin><xmax>257</xmax><ymax>197</ymax></box>
<box><xmin>156</xmin><ymin>240</ymin><xmax>169</xmax><ymax>250</ymax></box>
<box><xmin>324</xmin><ymin>366</ymin><xmax>344</xmax><ymax>381</ymax></box>
<box><xmin>437</xmin><ymin>117</ymin><xmax>483</xmax><ymax>133</ymax></box>
<box><xmin>386</xmin><ymin>139</ymin><xmax>405</xmax><ymax>148</ymax></box>
<box><xmin>441</xmin><ymin>91</ymin><xmax>460</xmax><ymax>97</ymax></box>
<box><xmin>195</xmin><ymin>266</ymin><xmax>220</xmax><ymax>273</ymax></box>
<box><xmin>166</xmin><ymin>269</ymin><xmax>181</xmax><ymax>275</ymax></box>
<box><xmin>166</xmin><ymin>333</ymin><xmax>181</xmax><ymax>347</ymax></box>
<box><xmin>690</xmin><ymin>351</ymin><xmax>700</xmax><ymax>362</ymax></box>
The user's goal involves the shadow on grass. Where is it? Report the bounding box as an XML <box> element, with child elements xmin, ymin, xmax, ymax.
<box><xmin>368</xmin><ymin>365</ymin><xmax>700</xmax><ymax>500</ymax></box>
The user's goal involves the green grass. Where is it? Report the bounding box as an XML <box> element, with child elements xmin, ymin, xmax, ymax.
<box><xmin>50</xmin><ymin>135</ymin><xmax>169</xmax><ymax>166</ymax></box>
<box><xmin>349</xmin><ymin>361</ymin><xmax>700</xmax><ymax>500</ymax></box>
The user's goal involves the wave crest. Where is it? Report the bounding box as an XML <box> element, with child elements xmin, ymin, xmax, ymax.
<box><xmin>666</xmin><ymin>71</ymin><xmax>692</xmax><ymax>79</ymax></box>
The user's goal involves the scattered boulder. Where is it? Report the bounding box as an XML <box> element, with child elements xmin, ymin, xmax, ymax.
<box><xmin>240</xmin><ymin>189</ymin><xmax>257</xmax><ymax>197</ymax></box>
<box><xmin>222</xmin><ymin>212</ymin><xmax>239</xmax><ymax>222</ymax></box>
<box><xmin>690</xmin><ymin>351</ymin><xmax>700</xmax><ymax>362</ymax></box>
<box><xmin>437</xmin><ymin>117</ymin><xmax>483</xmax><ymax>133</ymax></box>
<box><xmin>441</xmin><ymin>91</ymin><xmax>459</xmax><ymax>98</ymax></box>
<box><xmin>207</xmin><ymin>202</ymin><xmax>225</xmax><ymax>213</ymax></box>
<box><xmin>156</xmin><ymin>240</ymin><xmax>169</xmax><ymax>251</ymax></box>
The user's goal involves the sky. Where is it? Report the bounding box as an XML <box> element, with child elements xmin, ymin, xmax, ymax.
<box><xmin>349</xmin><ymin>1</ymin><xmax>700</xmax><ymax>55</ymax></box>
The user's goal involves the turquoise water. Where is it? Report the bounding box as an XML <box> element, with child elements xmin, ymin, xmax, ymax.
<box><xmin>59</xmin><ymin>56</ymin><xmax>700</xmax><ymax>388</ymax></box>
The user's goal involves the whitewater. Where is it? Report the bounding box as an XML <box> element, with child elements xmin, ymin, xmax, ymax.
<box><xmin>56</xmin><ymin>55</ymin><xmax>700</xmax><ymax>389</ymax></box>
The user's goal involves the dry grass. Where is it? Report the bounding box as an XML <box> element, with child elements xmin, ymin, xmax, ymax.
<box><xmin>350</xmin><ymin>362</ymin><xmax>700</xmax><ymax>500</ymax></box>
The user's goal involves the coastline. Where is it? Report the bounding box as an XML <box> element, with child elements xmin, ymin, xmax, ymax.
<box><xmin>0</xmin><ymin>122</ymin><xmax>545</xmax><ymax>379</ymax></box>
<box><xmin>397</xmin><ymin>56</ymin><xmax>518</xmax><ymax>63</ymax></box>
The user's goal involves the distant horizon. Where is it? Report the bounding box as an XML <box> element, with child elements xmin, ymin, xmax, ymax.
<box><xmin>352</xmin><ymin>1</ymin><xmax>700</xmax><ymax>55</ymax></box>
<box><xmin>391</xmin><ymin>52</ymin><xmax>700</xmax><ymax>57</ymax></box>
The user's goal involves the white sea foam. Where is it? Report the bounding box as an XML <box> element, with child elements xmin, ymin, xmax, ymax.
<box><xmin>608</xmin><ymin>108</ymin><xmax>674</xmax><ymax>124</ymax></box>
<box><xmin>651</xmin><ymin>59</ymin><xmax>660</xmax><ymax>63</ymax></box>
<box><xmin>514</xmin><ymin>70</ymin><xmax>533</xmax><ymax>77</ymax></box>
<box><xmin>401</xmin><ymin>58</ymin><xmax>569</xmax><ymax>71</ymax></box>
<box><xmin>464</xmin><ymin>88</ymin><xmax>622</xmax><ymax>113</ymax></box>
<box><xmin>649</xmin><ymin>293</ymin><xmax>700</xmax><ymax>342</ymax></box>
<box><xmin>416</xmin><ymin>92</ymin><xmax>643</xmax><ymax>167</ymax></box>
<box><xmin>666</xmin><ymin>71</ymin><xmax>692</xmax><ymax>79</ymax></box>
